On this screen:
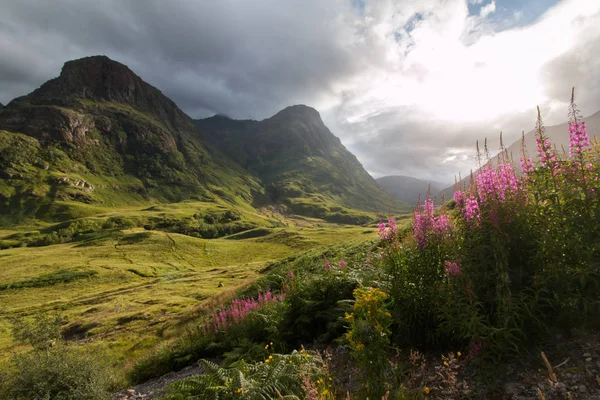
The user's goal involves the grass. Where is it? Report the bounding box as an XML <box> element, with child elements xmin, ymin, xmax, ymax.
<box><xmin>0</xmin><ymin>199</ymin><xmax>380</xmax><ymax>368</ymax></box>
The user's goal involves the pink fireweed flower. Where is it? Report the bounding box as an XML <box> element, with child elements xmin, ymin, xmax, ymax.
<box><xmin>463</xmin><ymin>195</ymin><xmax>480</xmax><ymax>223</ymax></box>
<box><xmin>377</xmin><ymin>221</ymin><xmax>387</xmax><ymax>240</ymax></box>
<box><xmin>568</xmin><ymin>121</ymin><xmax>590</xmax><ymax>157</ymax></box>
<box><xmin>338</xmin><ymin>259</ymin><xmax>348</xmax><ymax>268</ymax></box>
<box><xmin>444</xmin><ymin>261</ymin><xmax>462</xmax><ymax>276</ymax></box>
<box><xmin>324</xmin><ymin>258</ymin><xmax>331</xmax><ymax>271</ymax></box>
<box><xmin>536</xmin><ymin>136</ymin><xmax>558</xmax><ymax>174</ymax></box>
<box><xmin>378</xmin><ymin>218</ymin><xmax>398</xmax><ymax>241</ymax></box>
<box><xmin>520</xmin><ymin>156</ymin><xmax>534</xmax><ymax>176</ymax></box>
<box><xmin>453</xmin><ymin>190</ymin><xmax>465</xmax><ymax>209</ymax></box>
<box><xmin>412</xmin><ymin>196</ymin><xmax>453</xmax><ymax>248</ymax></box>
<box><xmin>206</xmin><ymin>290</ymin><xmax>286</xmax><ymax>335</ymax></box>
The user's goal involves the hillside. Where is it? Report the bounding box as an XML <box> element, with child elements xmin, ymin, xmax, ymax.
<box><xmin>376</xmin><ymin>175</ymin><xmax>447</xmax><ymax>205</ymax></box>
<box><xmin>0</xmin><ymin>56</ymin><xmax>408</xmax><ymax>226</ymax></box>
<box><xmin>195</xmin><ymin>107</ymin><xmax>409</xmax><ymax>222</ymax></box>
<box><xmin>440</xmin><ymin>110</ymin><xmax>600</xmax><ymax>198</ymax></box>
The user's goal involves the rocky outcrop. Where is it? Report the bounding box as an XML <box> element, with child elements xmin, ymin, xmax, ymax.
<box><xmin>0</xmin><ymin>105</ymin><xmax>96</xmax><ymax>145</ymax></box>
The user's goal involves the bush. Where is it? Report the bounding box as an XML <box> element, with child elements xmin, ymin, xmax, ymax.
<box><xmin>377</xmin><ymin>91</ymin><xmax>600</xmax><ymax>360</ymax></box>
<box><xmin>162</xmin><ymin>350</ymin><xmax>333</xmax><ymax>400</ymax></box>
<box><xmin>0</xmin><ymin>314</ymin><xmax>116</xmax><ymax>400</ymax></box>
<box><xmin>344</xmin><ymin>287</ymin><xmax>392</xmax><ymax>398</ymax></box>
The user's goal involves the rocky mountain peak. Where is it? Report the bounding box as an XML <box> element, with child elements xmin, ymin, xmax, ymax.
<box><xmin>18</xmin><ymin>56</ymin><xmax>178</xmax><ymax>115</ymax></box>
<box><xmin>270</xmin><ymin>104</ymin><xmax>322</xmax><ymax>124</ymax></box>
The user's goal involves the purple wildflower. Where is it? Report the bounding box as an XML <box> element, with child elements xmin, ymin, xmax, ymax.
<box><xmin>444</xmin><ymin>261</ymin><xmax>462</xmax><ymax>276</ymax></box>
<box><xmin>568</xmin><ymin>121</ymin><xmax>590</xmax><ymax>157</ymax></box>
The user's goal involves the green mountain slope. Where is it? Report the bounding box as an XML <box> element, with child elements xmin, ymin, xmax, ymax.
<box><xmin>376</xmin><ymin>175</ymin><xmax>448</xmax><ymax>205</ymax></box>
<box><xmin>0</xmin><ymin>56</ymin><xmax>265</xmax><ymax>225</ymax></box>
<box><xmin>195</xmin><ymin>106</ymin><xmax>410</xmax><ymax>222</ymax></box>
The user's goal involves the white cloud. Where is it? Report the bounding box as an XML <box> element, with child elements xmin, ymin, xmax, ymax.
<box><xmin>479</xmin><ymin>1</ymin><xmax>496</xmax><ymax>18</ymax></box>
<box><xmin>320</xmin><ymin>0</ymin><xmax>600</xmax><ymax>182</ymax></box>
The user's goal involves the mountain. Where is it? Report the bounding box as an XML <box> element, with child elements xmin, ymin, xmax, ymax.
<box><xmin>0</xmin><ymin>55</ymin><xmax>406</xmax><ymax>226</ymax></box>
<box><xmin>440</xmin><ymin>110</ymin><xmax>600</xmax><ymax>199</ymax></box>
<box><xmin>376</xmin><ymin>175</ymin><xmax>447</xmax><ymax>205</ymax></box>
<box><xmin>0</xmin><ymin>56</ymin><xmax>264</xmax><ymax>223</ymax></box>
<box><xmin>195</xmin><ymin>106</ymin><xmax>409</xmax><ymax>222</ymax></box>
<box><xmin>0</xmin><ymin>102</ymin><xmax>4</xmax><ymax>109</ymax></box>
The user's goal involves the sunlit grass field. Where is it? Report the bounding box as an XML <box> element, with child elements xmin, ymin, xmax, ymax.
<box><xmin>0</xmin><ymin>199</ymin><xmax>390</xmax><ymax>367</ymax></box>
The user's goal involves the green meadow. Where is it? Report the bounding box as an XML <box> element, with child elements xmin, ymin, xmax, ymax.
<box><xmin>0</xmin><ymin>199</ymin><xmax>383</xmax><ymax>367</ymax></box>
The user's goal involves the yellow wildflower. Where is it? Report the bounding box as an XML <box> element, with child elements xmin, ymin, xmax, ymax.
<box><xmin>424</xmin><ymin>387</ymin><xmax>430</xmax><ymax>394</ymax></box>
<box><xmin>269</xmin><ymin>355</ymin><xmax>273</xmax><ymax>360</ymax></box>
<box><xmin>265</xmin><ymin>344</ymin><xmax>269</xmax><ymax>349</ymax></box>
<box><xmin>322</xmin><ymin>389</ymin><xmax>329</xmax><ymax>395</ymax></box>
<box><xmin>237</xmin><ymin>387</ymin><xmax>243</xmax><ymax>393</ymax></box>
<box><xmin>457</xmin><ymin>351</ymin><xmax>462</xmax><ymax>357</ymax></box>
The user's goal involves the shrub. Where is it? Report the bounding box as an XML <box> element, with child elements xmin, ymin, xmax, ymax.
<box><xmin>161</xmin><ymin>350</ymin><xmax>333</xmax><ymax>400</ymax></box>
<box><xmin>344</xmin><ymin>287</ymin><xmax>392</xmax><ymax>398</ymax></box>
<box><xmin>0</xmin><ymin>314</ymin><xmax>116</xmax><ymax>400</ymax></box>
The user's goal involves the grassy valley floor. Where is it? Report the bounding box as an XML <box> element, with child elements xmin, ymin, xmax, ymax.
<box><xmin>0</xmin><ymin>200</ymin><xmax>384</xmax><ymax>368</ymax></box>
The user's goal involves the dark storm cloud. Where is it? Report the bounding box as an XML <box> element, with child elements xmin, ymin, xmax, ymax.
<box><xmin>0</xmin><ymin>0</ymin><xmax>371</xmax><ymax>119</ymax></box>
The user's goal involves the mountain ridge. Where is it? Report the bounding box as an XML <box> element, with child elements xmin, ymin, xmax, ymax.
<box><xmin>0</xmin><ymin>55</ymin><xmax>408</xmax><ymax>225</ymax></box>
<box><xmin>195</xmin><ymin>104</ymin><xmax>409</xmax><ymax>219</ymax></box>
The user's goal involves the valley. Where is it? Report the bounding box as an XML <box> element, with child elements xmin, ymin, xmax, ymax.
<box><xmin>0</xmin><ymin>197</ymin><xmax>390</xmax><ymax>365</ymax></box>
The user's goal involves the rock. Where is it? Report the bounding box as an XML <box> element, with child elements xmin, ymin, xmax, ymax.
<box><xmin>579</xmin><ymin>385</ymin><xmax>587</xmax><ymax>393</ymax></box>
<box><xmin>583</xmin><ymin>353</ymin><xmax>591</xmax><ymax>357</ymax></box>
<box><xmin>504</xmin><ymin>382</ymin><xmax>520</xmax><ymax>395</ymax></box>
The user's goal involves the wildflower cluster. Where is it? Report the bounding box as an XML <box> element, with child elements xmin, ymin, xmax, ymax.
<box><xmin>201</xmin><ymin>289</ymin><xmax>286</xmax><ymax>335</ymax></box>
<box><xmin>378</xmin><ymin>218</ymin><xmax>398</xmax><ymax>241</ymax></box>
<box><xmin>444</xmin><ymin>261</ymin><xmax>461</xmax><ymax>276</ymax></box>
<box><xmin>454</xmin><ymin>157</ymin><xmax>525</xmax><ymax>227</ymax></box>
<box><xmin>412</xmin><ymin>196</ymin><xmax>453</xmax><ymax>248</ymax></box>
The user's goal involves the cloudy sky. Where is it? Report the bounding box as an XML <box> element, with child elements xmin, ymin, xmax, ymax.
<box><xmin>1</xmin><ymin>0</ymin><xmax>599</xmax><ymax>183</ymax></box>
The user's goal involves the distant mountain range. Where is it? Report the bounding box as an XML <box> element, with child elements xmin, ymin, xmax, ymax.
<box><xmin>439</xmin><ymin>110</ymin><xmax>600</xmax><ymax>199</ymax></box>
<box><xmin>0</xmin><ymin>56</ymin><xmax>408</xmax><ymax>225</ymax></box>
<box><xmin>376</xmin><ymin>175</ymin><xmax>447</xmax><ymax>206</ymax></box>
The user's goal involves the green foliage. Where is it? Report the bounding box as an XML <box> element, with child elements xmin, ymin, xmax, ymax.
<box><xmin>344</xmin><ymin>287</ymin><xmax>392</xmax><ymax>398</ymax></box>
<box><xmin>280</xmin><ymin>268</ymin><xmax>360</xmax><ymax>346</ymax></box>
<box><xmin>0</xmin><ymin>314</ymin><xmax>115</xmax><ymax>400</ymax></box>
<box><xmin>383</xmin><ymin>240</ymin><xmax>452</xmax><ymax>348</ymax></box>
<box><xmin>161</xmin><ymin>350</ymin><xmax>330</xmax><ymax>400</ymax></box>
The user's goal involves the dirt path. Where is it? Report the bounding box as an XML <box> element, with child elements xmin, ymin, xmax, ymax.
<box><xmin>114</xmin><ymin>364</ymin><xmax>204</xmax><ymax>400</ymax></box>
